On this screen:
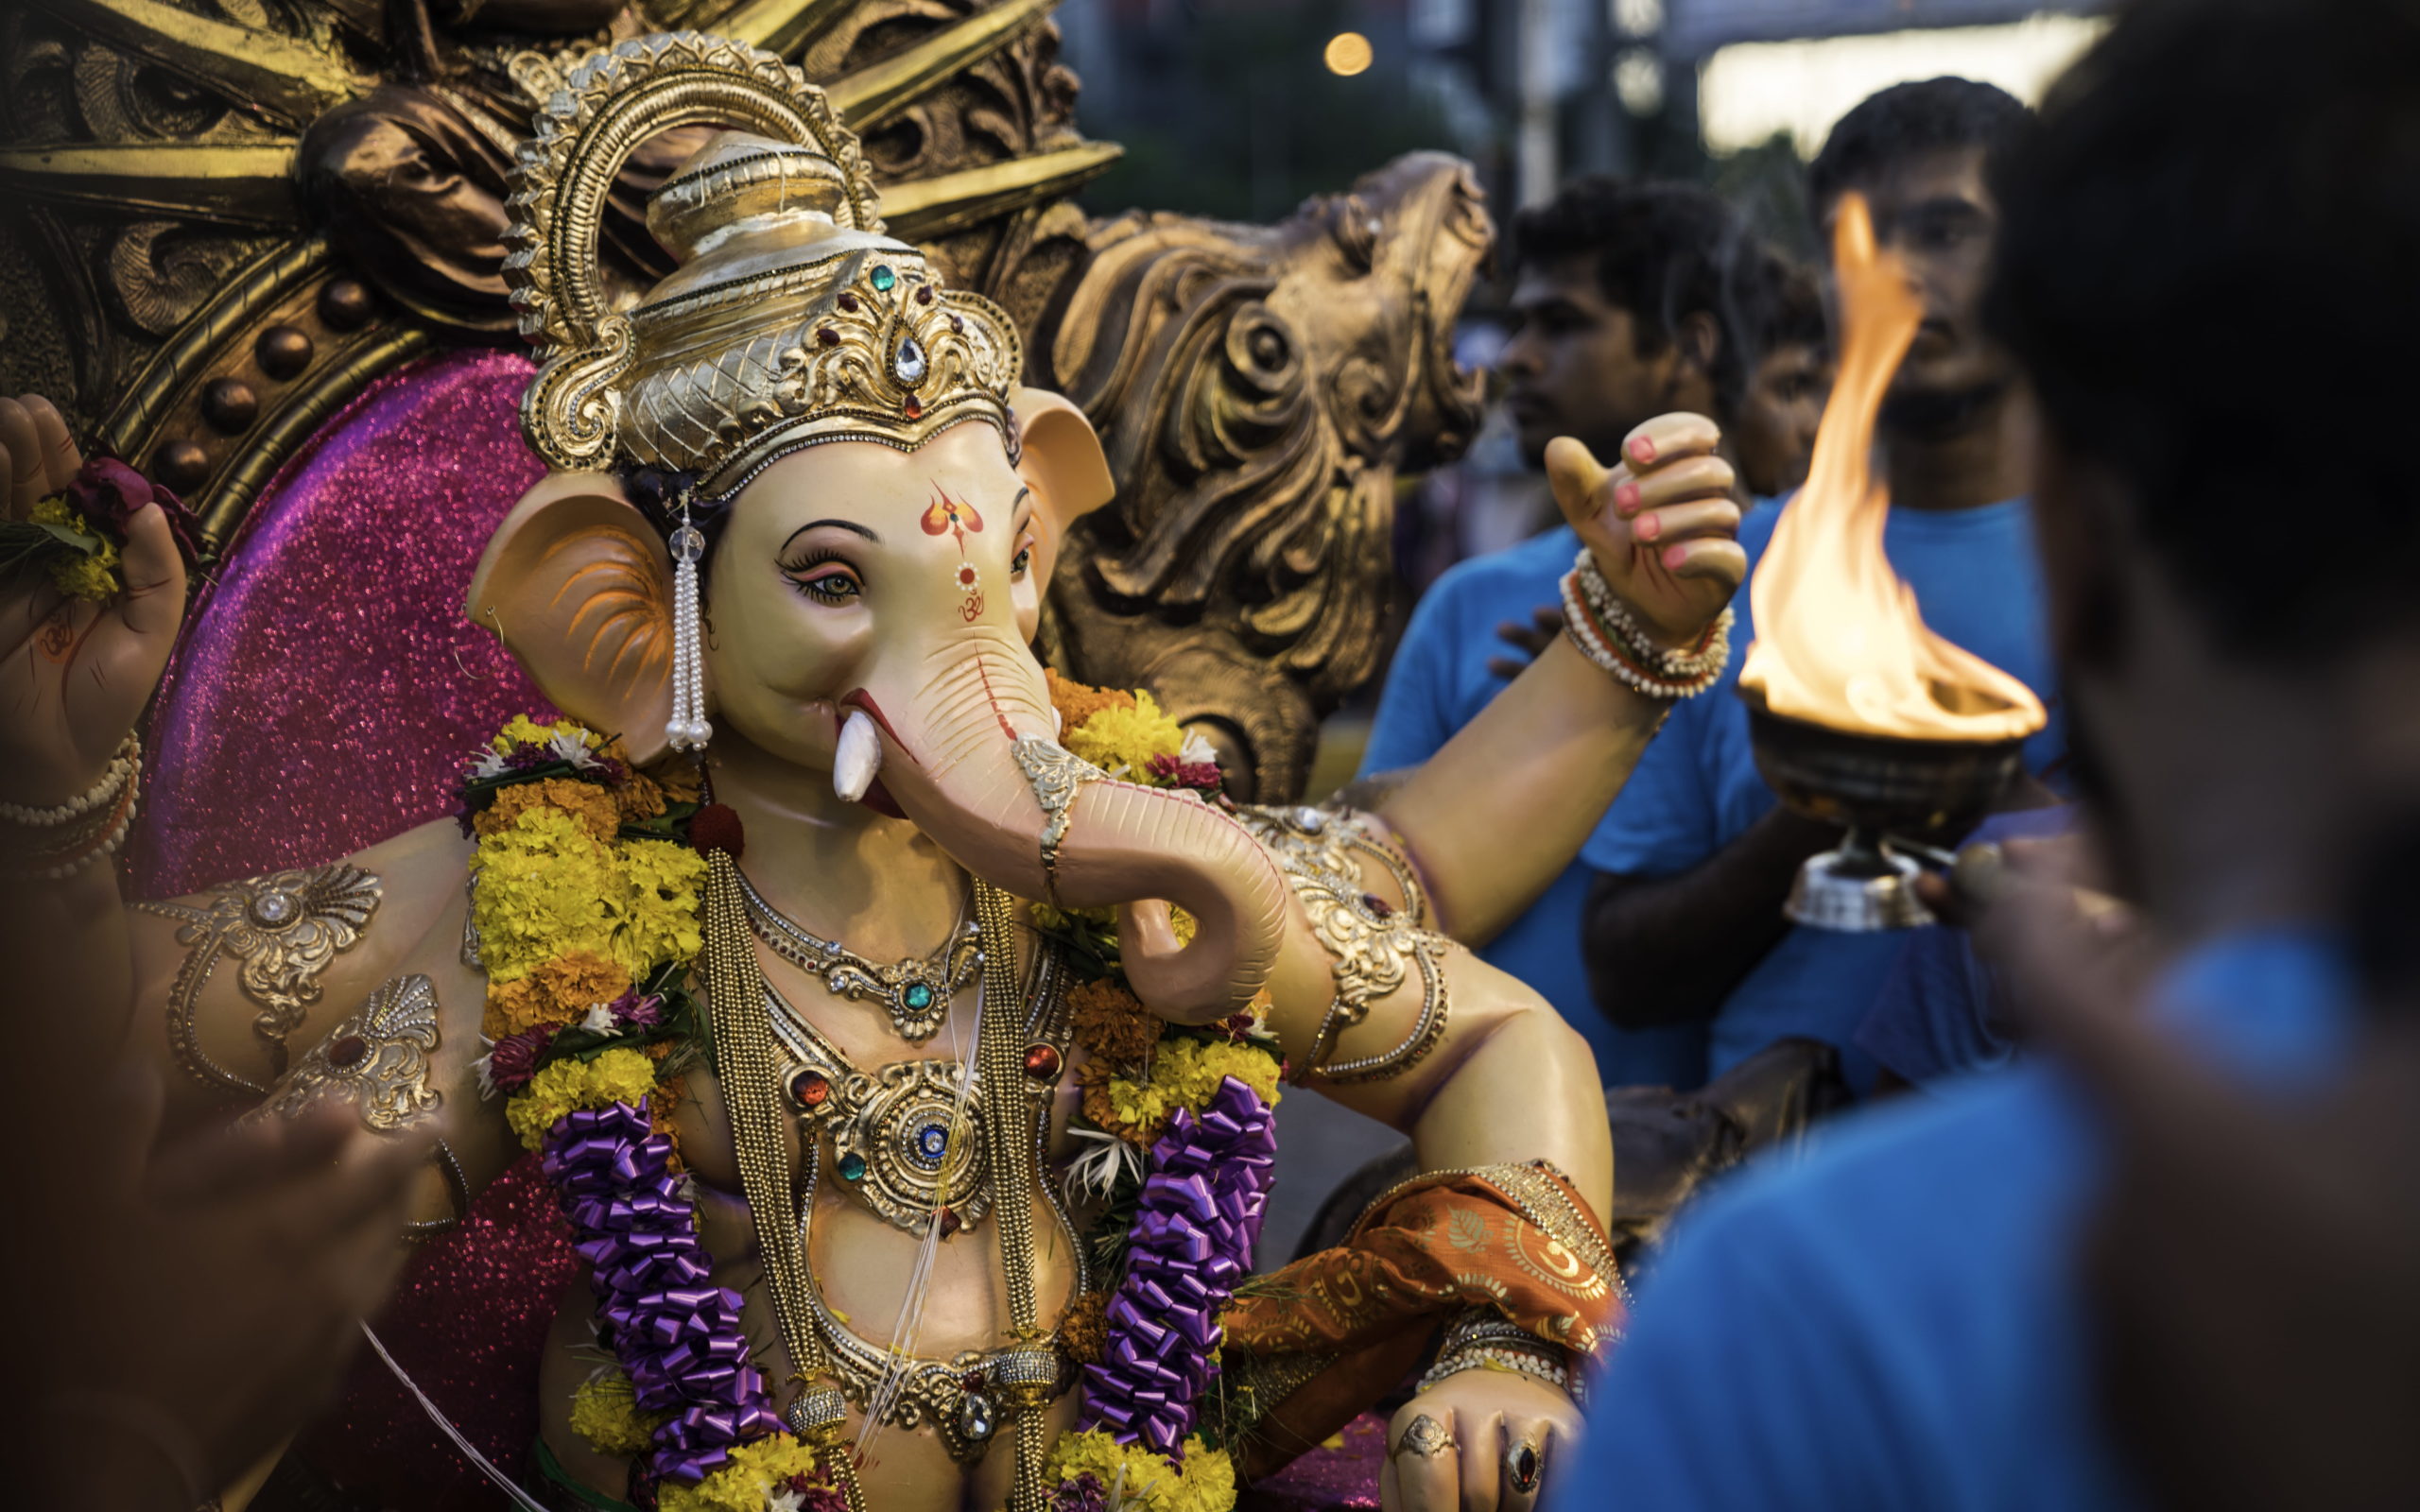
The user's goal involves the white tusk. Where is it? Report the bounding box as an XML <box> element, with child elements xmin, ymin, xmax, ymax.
<box><xmin>1051</xmin><ymin>706</ymin><xmax>1063</xmax><ymax>737</ymax></box>
<box><xmin>833</xmin><ymin>709</ymin><xmax>882</xmax><ymax>803</ymax></box>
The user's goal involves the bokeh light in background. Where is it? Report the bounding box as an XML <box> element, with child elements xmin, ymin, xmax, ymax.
<box><xmin>1324</xmin><ymin>30</ymin><xmax>1374</xmax><ymax>77</ymax></box>
<box><xmin>1699</xmin><ymin>14</ymin><xmax>2108</xmax><ymax>155</ymax></box>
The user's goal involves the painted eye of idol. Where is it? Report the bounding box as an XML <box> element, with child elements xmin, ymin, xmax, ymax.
<box><xmin>776</xmin><ymin>517</ymin><xmax>877</xmax><ymax>606</ymax></box>
<box><xmin>1011</xmin><ymin>490</ymin><xmax>1036</xmax><ymax>578</ymax></box>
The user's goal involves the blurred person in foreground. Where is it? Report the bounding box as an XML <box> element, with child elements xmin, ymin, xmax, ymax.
<box><xmin>1554</xmin><ymin>0</ymin><xmax>2420</xmax><ymax>1504</ymax></box>
<box><xmin>1359</xmin><ymin>177</ymin><xmax>1765</xmax><ymax>1091</ymax></box>
<box><xmin>1580</xmin><ymin>78</ymin><xmax>2065</xmax><ymax>1094</ymax></box>
<box><xmin>0</xmin><ymin>398</ymin><xmax>428</xmax><ymax>1510</ymax></box>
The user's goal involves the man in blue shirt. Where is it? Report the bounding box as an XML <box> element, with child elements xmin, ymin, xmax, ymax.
<box><xmin>1581</xmin><ymin>79</ymin><xmax>2064</xmax><ymax>1093</ymax></box>
<box><xmin>1362</xmin><ymin>178</ymin><xmax>1787</xmax><ymax>1090</ymax></box>
<box><xmin>1553</xmin><ymin>2</ymin><xmax>2418</xmax><ymax>1503</ymax></box>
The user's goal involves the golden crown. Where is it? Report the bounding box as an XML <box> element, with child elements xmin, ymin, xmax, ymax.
<box><xmin>503</xmin><ymin>32</ymin><xmax>1023</xmax><ymax>488</ymax></box>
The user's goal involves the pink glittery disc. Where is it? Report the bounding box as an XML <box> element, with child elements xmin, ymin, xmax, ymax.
<box><xmin>131</xmin><ymin>347</ymin><xmax>577</xmax><ymax>1508</ymax></box>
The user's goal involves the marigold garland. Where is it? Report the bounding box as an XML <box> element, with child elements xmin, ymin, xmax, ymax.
<box><xmin>1046</xmin><ymin>1431</ymin><xmax>1236</xmax><ymax>1512</ymax></box>
<box><xmin>569</xmin><ymin>1368</ymin><xmax>666</xmax><ymax>1457</ymax></box>
<box><xmin>655</xmin><ymin>1435</ymin><xmax>828</xmax><ymax>1512</ymax></box>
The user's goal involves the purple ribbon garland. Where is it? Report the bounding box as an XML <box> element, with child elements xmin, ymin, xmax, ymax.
<box><xmin>1077</xmin><ymin>1074</ymin><xmax>1277</xmax><ymax>1458</ymax></box>
<box><xmin>542</xmin><ymin>1101</ymin><xmax>786</xmax><ymax>1486</ymax></box>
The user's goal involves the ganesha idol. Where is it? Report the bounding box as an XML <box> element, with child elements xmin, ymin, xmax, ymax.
<box><xmin>0</xmin><ymin>34</ymin><xmax>1749</xmax><ymax>1512</ymax></box>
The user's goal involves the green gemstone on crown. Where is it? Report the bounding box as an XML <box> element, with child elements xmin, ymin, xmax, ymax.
<box><xmin>870</xmin><ymin>264</ymin><xmax>897</xmax><ymax>293</ymax></box>
<box><xmin>903</xmin><ymin>983</ymin><xmax>935</xmax><ymax>1011</ymax></box>
<box><xmin>838</xmin><ymin>1151</ymin><xmax>868</xmax><ymax>1181</ymax></box>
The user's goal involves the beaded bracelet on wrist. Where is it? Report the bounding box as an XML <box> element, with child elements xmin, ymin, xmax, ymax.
<box><xmin>1558</xmin><ymin>557</ymin><xmax>1732</xmax><ymax>699</ymax></box>
<box><xmin>0</xmin><ymin>733</ymin><xmax>140</xmax><ymax>826</ymax></box>
<box><xmin>1</xmin><ymin>737</ymin><xmax>143</xmax><ymax>880</ymax></box>
<box><xmin>1418</xmin><ymin>1309</ymin><xmax>1584</xmax><ymax>1402</ymax></box>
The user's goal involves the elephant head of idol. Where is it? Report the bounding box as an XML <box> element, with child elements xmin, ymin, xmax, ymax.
<box><xmin>465</xmin><ymin>42</ymin><xmax>1286</xmax><ymax>1023</ymax></box>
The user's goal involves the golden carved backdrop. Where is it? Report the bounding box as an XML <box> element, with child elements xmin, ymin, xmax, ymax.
<box><xmin>0</xmin><ymin>0</ymin><xmax>1490</xmax><ymax>799</ymax></box>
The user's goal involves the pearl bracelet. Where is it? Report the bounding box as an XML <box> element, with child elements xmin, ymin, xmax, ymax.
<box><xmin>1558</xmin><ymin>560</ymin><xmax>1732</xmax><ymax>698</ymax></box>
<box><xmin>1418</xmin><ymin>1311</ymin><xmax>1584</xmax><ymax>1403</ymax></box>
<box><xmin>2</xmin><ymin>740</ymin><xmax>143</xmax><ymax>880</ymax></box>
<box><xmin>0</xmin><ymin>733</ymin><xmax>141</xmax><ymax>827</ymax></box>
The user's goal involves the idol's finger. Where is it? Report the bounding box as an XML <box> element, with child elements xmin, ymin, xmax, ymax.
<box><xmin>1660</xmin><ymin>537</ymin><xmax>1750</xmax><ymax>585</ymax></box>
<box><xmin>1618</xmin><ymin>411</ymin><xmax>1723</xmax><ymax>470</ymax></box>
<box><xmin>1631</xmin><ymin>497</ymin><xmax>1741</xmax><ymax>549</ymax></box>
<box><xmin>1617</xmin><ymin>453</ymin><xmax>1735</xmax><ymax>516</ymax></box>
<box><xmin>18</xmin><ymin>395</ymin><xmax>82</xmax><ymax>497</ymax></box>
<box><xmin>0</xmin><ymin>399</ymin><xmax>43</xmax><ymax>518</ymax></box>
<box><xmin>1459</xmin><ymin>1410</ymin><xmax>1504</xmax><ymax>1512</ymax></box>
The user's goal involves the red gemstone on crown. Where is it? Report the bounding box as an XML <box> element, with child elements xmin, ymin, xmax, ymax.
<box><xmin>327</xmin><ymin>1035</ymin><xmax>368</xmax><ymax>1068</ymax></box>
<box><xmin>1022</xmin><ymin>1043</ymin><xmax>1063</xmax><ymax>1080</ymax></box>
<box><xmin>817</xmin><ymin>327</ymin><xmax>839</xmax><ymax>347</ymax></box>
<box><xmin>916</xmin><ymin>285</ymin><xmax>933</xmax><ymax>305</ymax></box>
<box><xmin>788</xmin><ymin>1069</ymin><xmax>831</xmax><ymax>1110</ymax></box>
<box><xmin>949</xmin><ymin>315</ymin><xmax>964</xmax><ymax>333</ymax></box>
<box><xmin>838</xmin><ymin>292</ymin><xmax>859</xmax><ymax>313</ymax></box>
<box><xmin>1361</xmin><ymin>892</ymin><xmax>1394</xmax><ymax>918</ymax></box>
<box><xmin>903</xmin><ymin>394</ymin><xmax>924</xmax><ymax>420</ymax></box>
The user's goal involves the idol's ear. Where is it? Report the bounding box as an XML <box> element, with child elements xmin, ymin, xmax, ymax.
<box><xmin>1011</xmin><ymin>386</ymin><xmax>1114</xmax><ymax>591</ymax></box>
<box><xmin>467</xmin><ymin>472</ymin><xmax>677</xmax><ymax>762</ymax></box>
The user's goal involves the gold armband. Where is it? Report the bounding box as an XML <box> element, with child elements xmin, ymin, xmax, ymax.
<box><xmin>136</xmin><ymin>863</ymin><xmax>383</xmax><ymax>1095</ymax></box>
<box><xmin>244</xmin><ymin>972</ymin><xmax>443</xmax><ymax>1132</ymax></box>
<box><xmin>1234</xmin><ymin>804</ymin><xmax>1449</xmax><ymax>1083</ymax></box>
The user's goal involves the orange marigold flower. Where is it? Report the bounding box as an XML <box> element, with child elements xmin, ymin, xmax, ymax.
<box><xmin>1068</xmin><ymin>978</ymin><xmax>1161</xmax><ymax>1069</ymax></box>
<box><xmin>648</xmin><ymin>757</ymin><xmax>705</xmax><ymax>804</ymax></box>
<box><xmin>475</xmin><ymin>778</ymin><xmax>620</xmax><ymax>842</ymax></box>
<box><xmin>1056</xmin><ymin>1290</ymin><xmax>1112</xmax><ymax>1366</ymax></box>
<box><xmin>1044</xmin><ymin>669</ymin><xmax>1135</xmax><ymax>733</ymax></box>
<box><xmin>615</xmin><ymin>770</ymin><xmax>668</xmax><ymax>824</ymax></box>
<box><xmin>1076</xmin><ymin>1058</ymin><xmax>1164</xmax><ymax>1146</ymax></box>
<box><xmin>483</xmin><ymin>950</ymin><xmax>633</xmax><ymax>1039</ymax></box>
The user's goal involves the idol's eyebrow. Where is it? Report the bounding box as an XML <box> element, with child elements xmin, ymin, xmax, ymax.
<box><xmin>1010</xmin><ymin>486</ymin><xmax>1032</xmax><ymax>519</ymax></box>
<box><xmin>780</xmin><ymin>518</ymin><xmax>882</xmax><ymax>551</ymax></box>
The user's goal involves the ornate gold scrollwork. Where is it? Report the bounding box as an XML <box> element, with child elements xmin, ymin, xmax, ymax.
<box><xmin>1011</xmin><ymin>734</ymin><xmax>1106</xmax><ymax>906</ymax></box>
<box><xmin>136</xmin><ymin>862</ymin><xmax>383</xmax><ymax>1096</ymax></box>
<box><xmin>244</xmin><ymin>972</ymin><xmax>444</xmax><ymax>1133</ymax></box>
<box><xmin>1233</xmin><ymin>803</ymin><xmax>1449</xmax><ymax>1082</ymax></box>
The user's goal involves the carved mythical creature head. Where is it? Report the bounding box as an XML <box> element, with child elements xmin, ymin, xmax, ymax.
<box><xmin>1038</xmin><ymin>152</ymin><xmax>1494</xmax><ymax>800</ymax></box>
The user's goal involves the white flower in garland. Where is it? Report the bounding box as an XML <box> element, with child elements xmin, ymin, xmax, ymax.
<box><xmin>1064</xmin><ymin>1125</ymin><xmax>1145</xmax><ymax>1204</ymax></box>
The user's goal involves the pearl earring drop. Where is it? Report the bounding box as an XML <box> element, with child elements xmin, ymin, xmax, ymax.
<box><xmin>666</xmin><ymin>498</ymin><xmax>712</xmax><ymax>753</ymax></box>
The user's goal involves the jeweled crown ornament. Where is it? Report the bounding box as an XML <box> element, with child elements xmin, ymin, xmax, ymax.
<box><xmin>503</xmin><ymin>32</ymin><xmax>1024</xmax><ymax>490</ymax></box>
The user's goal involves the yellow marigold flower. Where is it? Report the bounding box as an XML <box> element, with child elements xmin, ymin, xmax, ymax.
<box><xmin>1047</xmin><ymin>1431</ymin><xmax>1235</xmax><ymax>1512</ymax></box>
<box><xmin>506</xmin><ymin>1046</ymin><xmax>661</xmax><ymax>1149</ymax></box>
<box><xmin>656</xmin><ymin>1435</ymin><xmax>822</xmax><ymax>1512</ymax></box>
<box><xmin>1063</xmin><ymin>688</ymin><xmax>1184</xmax><ymax>777</ymax></box>
<box><xmin>1045</xmin><ymin>669</ymin><xmax>1136</xmax><ymax>732</ymax></box>
<box><xmin>494</xmin><ymin>714</ymin><xmax>597</xmax><ymax>754</ymax></box>
<box><xmin>34</xmin><ymin>501</ymin><xmax>121</xmax><ymax>602</ymax></box>
<box><xmin>617</xmin><ymin>838</ymin><xmax>705</xmax><ymax>974</ymax></box>
<box><xmin>482</xmin><ymin>951</ymin><xmax>631</xmax><ymax>1040</ymax></box>
<box><xmin>473</xmin><ymin>808</ymin><xmax>622</xmax><ymax>982</ymax></box>
<box><xmin>567</xmin><ymin>1369</ymin><xmax>663</xmax><ymax>1456</ymax></box>
<box><xmin>1168</xmin><ymin>905</ymin><xmax>1197</xmax><ymax>947</ymax></box>
<box><xmin>475</xmin><ymin>778</ymin><xmax>621</xmax><ymax>842</ymax></box>
<box><xmin>1157</xmin><ymin>1036</ymin><xmax>1283</xmax><ymax>1112</ymax></box>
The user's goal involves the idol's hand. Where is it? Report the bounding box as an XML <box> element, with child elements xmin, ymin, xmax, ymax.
<box><xmin>1547</xmin><ymin>413</ymin><xmax>1748</xmax><ymax>648</ymax></box>
<box><xmin>1378</xmin><ymin>1369</ymin><xmax>1579</xmax><ymax>1512</ymax></box>
<box><xmin>0</xmin><ymin>395</ymin><xmax>188</xmax><ymax>806</ymax></box>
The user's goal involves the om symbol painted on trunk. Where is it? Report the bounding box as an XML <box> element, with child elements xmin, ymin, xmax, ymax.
<box><xmin>923</xmin><ymin>489</ymin><xmax>986</xmax><ymax>621</ymax></box>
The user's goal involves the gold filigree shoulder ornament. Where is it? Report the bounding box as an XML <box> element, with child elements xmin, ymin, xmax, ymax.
<box><xmin>502</xmin><ymin>31</ymin><xmax>1025</xmax><ymax>488</ymax></box>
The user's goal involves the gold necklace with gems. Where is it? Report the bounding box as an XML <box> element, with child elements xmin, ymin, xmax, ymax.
<box><xmin>737</xmin><ymin>865</ymin><xmax>978</xmax><ymax>1041</ymax></box>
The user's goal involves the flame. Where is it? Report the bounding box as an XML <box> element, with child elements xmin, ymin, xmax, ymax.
<box><xmin>1737</xmin><ymin>195</ymin><xmax>2046</xmax><ymax>743</ymax></box>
